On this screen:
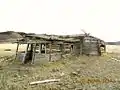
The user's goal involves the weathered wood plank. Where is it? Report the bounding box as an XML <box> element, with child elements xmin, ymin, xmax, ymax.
<box><xmin>31</xmin><ymin>43</ymin><xmax>37</xmax><ymax>64</ymax></box>
<box><xmin>60</xmin><ymin>44</ymin><xmax>64</xmax><ymax>58</ymax></box>
<box><xmin>49</xmin><ymin>42</ymin><xmax>52</xmax><ymax>61</ymax></box>
<box><xmin>22</xmin><ymin>40</ymin><xmax>50</xmax><ymax>44</ymax></box>
<box><xmin>45</xmin><ymin>43</ymin><xmax>47</xmax><ymax>55</ymax></box>
<box><xmin>39</xmin><ymin>44</ymin><xmax>41</xmax><ymax>54</ymax></box>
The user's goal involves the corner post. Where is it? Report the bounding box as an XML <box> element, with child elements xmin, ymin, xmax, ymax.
<box><xmin>31</xmin><ymin>43</ymin><xmax>37</xmax><ymax>64</ymax></box>
<box><xmin>80</xmin><ymin>38</ymin><xmax>83</xmax><ymax>55</ymax></box>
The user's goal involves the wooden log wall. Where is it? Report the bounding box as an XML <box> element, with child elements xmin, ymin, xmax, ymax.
<box><xmin>82</xmin><ymin>36</ymin><xmax>101</xmax><ymax>55</ymax></box>
<box><xmin>16</xmin><ymin>35</ymin><xmax>105</xmax><ymax>64</ymax></box>
<box><xmin>73</xmin><ymin>42</ymin><xmax>81</xmax><ymax>55</ymax></box>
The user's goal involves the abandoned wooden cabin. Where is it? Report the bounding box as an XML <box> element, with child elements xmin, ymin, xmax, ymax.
<box><xmin>15</xmin><ymin>34</ymin><xmax>106</xmax><ymax>64</ymax></box>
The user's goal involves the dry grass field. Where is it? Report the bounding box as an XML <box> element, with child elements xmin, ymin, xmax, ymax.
<box><xmin>0</xmin><ymin>44</ymin><xmax>120</xmax><ymax>90</ymax></box>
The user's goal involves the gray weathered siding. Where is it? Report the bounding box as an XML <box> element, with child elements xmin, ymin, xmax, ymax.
<box><xmin>82</xmin><ymin>36</ymin><xmax>100</xmax><ymax>55</ymax></box>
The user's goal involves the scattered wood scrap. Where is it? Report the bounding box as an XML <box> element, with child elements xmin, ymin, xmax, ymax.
<box><xmin>30</xmin><ymin>79</ymin><xmax>60</xmax><ymax>85</ymax></box>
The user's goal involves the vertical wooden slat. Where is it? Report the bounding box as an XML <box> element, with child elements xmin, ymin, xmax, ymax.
<box><xmin>15</xmin><ymin>42</ymin><xmax>19</xmax><ymax>60</ymax></box>
<box><xmin>89</xmin><ymin>36</ymin><xmax>92</xmax><ymax>55</ymax></box>
<box><xmin>80</xmin><ymin>38</ymin><xmax>83</xmax><ymax>55</ymax></box>
<box><xmin>45</xmin><ymin>43</ymin><xmax>47</xmax><ymax>55</ymax></box>
<box><xmin>31</xmin><ymin>43</ymin><xmax>37</xmax><ymax>64</ymax></box>
<box><xmin>49</xmin><ymin>42</ymin><xmax>52</xmax><ymax>61</ymax></box>
<box><xmin>39</xmin><ymin>44</ymin><xmax>41</xmax><ymax>54</ymax></box>
<box><xmin>60</xmin><ymin>44</ymin><xmax>64</xmax><ymax>59</ymax></box>
<box><xmin>22</xmin><ymin>44</ymin><xmax>29</xmax><ymax>64</ymax></box>
<box><xmin>79</xmin><ymin>39</ymin><xmax>81</xmax><ymax>55</ymax></box>
<box><xmin>104</xmin><ymin>45</ymin><xmax>106</xmax><ymax>52</ymax></box>
<box><xmin>80</xmin><ymin>44</ymin><xmax>82</xmax><ymax>55</ymax></box>
<box><xmin>70</xmin><ymin>45</ymin><xmax>73</xmax><ymax>54</ymax></box>
<box><xmin>97</xmin><ymin>40</ymin><xmax>101</xmax><ymax>56</ymax></box>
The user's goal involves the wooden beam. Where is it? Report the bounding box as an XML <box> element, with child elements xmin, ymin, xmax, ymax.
<box><xmin>104</xmin><ymin>45</ymin><xmax>106</xmax><ymax>52</ymax></box>
<box><xmin>27</xmin><ymin>40</ymin><xmax>50</xmax><ymax>44</ymax></box>
<box><xmin>52</xmin><ymin>41</ymin><xmax>63</xmax><ymax>45</ymax></box>
<box><xmin>22</xmin><ymin>44</ymin><xmax>29</xmax><ymax>64</ymax></box>
<box><xmin>80</xmin><ymin>38</ymin><xmax>83</xmax><ymax>55</ymax></box>
<box><xmin>97</xmin><ymin>40</ymin><xmax>101</xmax><ymax>56</ymax></box>
<box><xmin>70</xmin><ymin>44</ymin><xmax>73</xmax><ymax>54</ymax></box>
<box><xmin>15</xmin><ymin>42</ymin><xmax>19</xmax><ymax>60</ymax></box>
<box><xmin>60</xmin><ymin>44</ymin><xmax>64</xmax><ymax>58</ymax></box>
<box><xmin>31</xmin><ymin>43</ymin><xmax>37</xmax><ymax>64</ymax></box>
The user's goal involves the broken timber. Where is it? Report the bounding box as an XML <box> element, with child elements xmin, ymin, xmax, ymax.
<box><xmin>30</xmin><ymin>79</ymin><xmax>60</xmax><ymax>85</ymax></box>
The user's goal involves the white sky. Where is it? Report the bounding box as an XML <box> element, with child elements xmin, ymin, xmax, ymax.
<box><xmin>0</xmin><ymin>0</ymin><xmax>120</xmax><ymax>42</ymax></box>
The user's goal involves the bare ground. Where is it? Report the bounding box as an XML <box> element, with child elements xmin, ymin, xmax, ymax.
<box><xmin>0</xmin><ymin>53</ymin><xmax>120</xmax><ymax>90</ymax></box>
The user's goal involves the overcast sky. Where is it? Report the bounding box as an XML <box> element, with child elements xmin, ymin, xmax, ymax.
<box><xmin>0</xmin><ymin>0</ymin><xmax>120</xmax><ymax>41</ymax></box>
